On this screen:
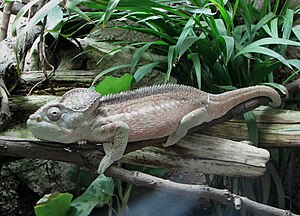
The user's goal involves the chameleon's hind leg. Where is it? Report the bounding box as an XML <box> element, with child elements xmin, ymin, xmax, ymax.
<box><xmin>164</xmin><ymin>107</ymin><xmax>208</xmax><ymax>147</ymax></box>
<box><xmin>97</xmin><ymin>121</ymin><xmax>129</xmax><ymax>174</ymax></box>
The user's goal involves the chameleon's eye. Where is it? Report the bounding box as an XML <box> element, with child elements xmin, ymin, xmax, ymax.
<box><xmin>47</xmin><ymin>107</ymin><xmax>61</xmax><ymax>121</ymax></box>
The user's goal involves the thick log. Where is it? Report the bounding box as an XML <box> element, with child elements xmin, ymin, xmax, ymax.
<box><xmin>204</xmin><ymin>106</ymin><xmax>300</xmax><ymax>148</ymax></box>
<box><xmin>123</xmin><ymin>133</ymin><xmax>269</xmax><ymax>177</ymax></box>
<box><xmin>21</xmin><ymin>70</ymin><xmax>99</xmax><ymax>85</ymax></box>
<box><xmin>0</xmin><ymin>128</ymin><xmax>269</xmax><ymax>177</ymax></box>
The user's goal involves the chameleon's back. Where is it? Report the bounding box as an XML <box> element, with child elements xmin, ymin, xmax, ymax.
<box><xmin>98</xmin><ymin>84</ymin><xmax>208</xmax><ymax>142</ymax></box>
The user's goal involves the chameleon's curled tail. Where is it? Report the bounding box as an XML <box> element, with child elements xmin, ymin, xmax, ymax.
<box><xmin>208</xmin><ymin>85</ymin><xmax>287</xmax><ymax>118</ymax></box>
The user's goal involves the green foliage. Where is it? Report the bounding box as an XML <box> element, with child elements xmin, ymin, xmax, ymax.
<box><xmin>34</xmin><ymin>193</ymin><xmax>73</xmax><ymax>216</ymax></box>
<box><xmin>17</xmin><ymin>0</ymin><xmax>300</xmax><ymax>214</ymax></box>
<box><xmin>69</xmin><ymin>174</ymin><xmax>114</xmax><ymax>216</ymax></box>
<box><xmin>94</xmin><ymin>73</ymin><xmax>133</xmax><ymax>95</ymax></box>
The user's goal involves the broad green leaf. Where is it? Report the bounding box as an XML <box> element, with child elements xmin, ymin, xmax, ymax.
<box><xmin>134</xmin><ymin>62</ymin><xmax>161</xmax><ymax>82</ymax></box>
<box><xmin>91</xmin><ymin>64</ymin><xmax>131</xmax><ymax>86</ymax></box>
<box><xmin>34</xmin><ymin>193</ymin><xmax>73</xmax><ymax>216</ymax></box>
<box><xmin>12</xmin><ymin>0</ymin><xmax>41</xmax><ymax>35</ymax></box>
<box><xmin>19</xmin><ymin>0</ymin><xmax>62</xmax><ymax>36</ymax></box>
<box><xmin>69</xmin><ymin>174</ymin><xmax>114</xmax><ymax>216</ymax></box>
<box><xmin>131</xmin><ymin>42</ymin><xmax>155</xmax><ymax>72</ymax></box>
<box><xmin>95</xmin><ymin>73</ymin><xmax>133</xmax><ymax>95</ymax></box>
<box><xmin>243</xmin><ymin>111</ymin><xmax>258</xmax><ymax>145</ymax></box>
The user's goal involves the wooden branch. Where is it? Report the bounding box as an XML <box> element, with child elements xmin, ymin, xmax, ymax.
<box><xmin>0</xmin><ymin>127</ymin><xmax>269</xmax><ymax>177</ymax></box>
<box><xmin>0</xmin><ymin>2</ymin><xmax>13</xmax><ymax>41</ymax></box>
<box><xmin>105</xmin><ymin>165</ymin><xmax>298</xmax><ymax>216</ymax></box>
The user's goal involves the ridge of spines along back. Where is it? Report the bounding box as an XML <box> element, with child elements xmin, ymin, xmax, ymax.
<box><xmin>99</xmin><ymin>84</ymin><xmax>200</xmax><ymax>105</ymax></box>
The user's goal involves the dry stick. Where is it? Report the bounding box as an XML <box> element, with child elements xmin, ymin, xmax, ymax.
<box><xmin>105</xmin><ymin>166</ymin><xmax>297</xmax><ymax>216</ymax></box>
<box><xmin>0</xmin><ymin>1</ymin><xmax>13</xmax><ymax>41</ymax></box>
<box><xmin>28</xmin><ymin>16</ymin><xmax>55</xmax><ymax>95</ymax></box>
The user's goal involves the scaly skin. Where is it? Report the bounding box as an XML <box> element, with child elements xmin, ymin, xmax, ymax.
<box><xmin>27</xmin><ymin>84</ymin><xmax>284</xmax><ymax>173</ymax></box>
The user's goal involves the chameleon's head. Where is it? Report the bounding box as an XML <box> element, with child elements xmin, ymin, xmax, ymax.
<box><xmin>27</xmin><ymin>88</ymin><xmax>101</xmax><ymax>143</ymax></box>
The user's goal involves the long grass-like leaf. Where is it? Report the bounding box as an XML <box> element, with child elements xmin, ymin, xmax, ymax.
<box><xmin>267</xmin><ymin>162</ymin><xmax>285</xmax><ymax>208</ymax></box>
<box><xmin>236</xmin><ymin>46</ymin><xmax>291</xmax><ymax>68</ymax></box>
<box><xmin>134</xmin><ymin>62</ymin><xmax>161</xmax><ymax>82</ymax></box>
<box><xmin>166</xmin><ymin>45</ymin><xmax>176</xmax><ymax>82</ymax></box>
<box><xmin>101</xmin><ymin>0</ymin><xmax>120</xmax><ymax>28</ymax></box>
<box><xmin>12</xmin><ymin>0</ymin><xmax>41</xmax><ymax>35</ymax></box>
<box><xmin>175</xmin><ymin>17</ymin><xmax>195</xmax><ymax>54</ymax></box>
<box><xmin>292</xmin><ymin>25</ymin><xmax>300</xmax><ymax>41</ymax></box>
<box><xmin>130</xmin><ymin>42</ymin><xmax>155</xmax><ymax>73</ymax></box>
<box><xmin>219</xmin><ymin>35</ymin><xmax>234</xmax><ymax>64</ymax></box>
<box><xmin>209</xmin><ymin>0</ymin><xmax>233</xmax><ymax>33</ymax></box>
<box><xmin>189</xmin><ymin>53</ymin><xmax>202</xmax><ymax>89</ymax></box>
<box><xmin>243</xmin><ymin>111</ymin><xmax>258</xmax><ymax>145</ymax></box>
<box><xmin>19</xmin><ymin>0</ymin><xmax>62</xmax><ymax>36</ymax></box>
<box><xmin>67</xmin><ymin>0</ymin><xmax>92</xmax><ymax>22</ymax></box>
<box><xmin>178</xmin><ymin>36</ymin><xmax>200</xmax><ymax>57</ymax></box>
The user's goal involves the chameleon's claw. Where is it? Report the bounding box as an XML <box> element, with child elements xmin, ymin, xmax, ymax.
<box><xmin>77</xmin><ymin>140</ymin><xmax>87</xmax><ymax>146</ymax></box>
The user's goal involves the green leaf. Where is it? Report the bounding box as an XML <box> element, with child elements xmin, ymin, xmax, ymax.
<box><xmin>267</xmin><ymin>162</ymin><xmax>285</xmax><ymax>208</ymax></box>
<box><xmin>12</xmin><ymin>0</ymin><xmax>41</xmax><ymax>36</ymax></box>
<box><xmin>34</xmin><ymin>193</ymin><xmax>73</xmax><ymax>216</ymax></box>
<box><xmin>189</xmin><ymin>53</ymin><xmax>201</xmax><ymax>89</ymax></box>
<box><xmin>282</xmin><ymin>9</ymin><xmax>293</xmax><ymax>40</ymax></box>
<box><xmin>91</xmin><ymin>64</ymin><xmax>131</xmax><ymax>86</ymax></box>
<box><xmin>68</xmin><ymin>174</ymin><xmax>114</xmax><ymax>216</ymax></box>
<box><xmin>95</xmin><ymin>73</ymin><xmax>133</xmax><ymax>95</ymax></box>
<box><xmin>166</xmin><ymin>45</ymin><xmax>176</xmax><ymax>82</ymax></box>
<box><xmin>175</xmin><ymin>17</ymin><xmax>195</xmax><ymax>54</ymax></box>
<box><xmin>235</xmin><ymin>46</ymin><xmax>291</xmax><ymax>69</ymax></box>
<box><xmin>243</xmin><ymin>111</ymin><xmax>258</xmax><ymax>145</ymax></box>
<box><xmin>45</xmin><ymin>5</ymin><xmax>64</xmax><ymax>39</ymax></box>
<box><xmin>19</xmin><ymin>0</ymin><xmax>63</xmax><ymax>36</ymax></box>
<box><xmin>217</xmin><ymin>35</ymin><xmax>234</xmax><ymax>64</ymax></box>
<box><xmin>66</xmin><ymin>0</ymin><xmax>92</xmax><ymax>22</ymax></box>
<box><xmin>131</xmin><ymin>42</ymin><xmax>155</xmax><ymax>73</ymax></box>
<box><xmin>292</xmin><ymin>25</ymin><xmax>300</xmax><ymax>41</ymax></box>
<box><xmin>101</xmin><ymin>0</ymin><xmax>120</xmax><ymax>28</ymax></box>
<box><xmin>252</xmin><ymin>61</ymin><xmax>281</xmax><ymax>84</ymax></box>
<box><xmin>177</xmin><ymin>36</ymin><xmax>200</xmax><ymax>57</ymax></box>
<box><xmin>134</xmin><ymin>62</ymin><xmax>161</xmax><ymax>82</ymax></box>
<box><xmin>261</xmin><ymin>170</ymin><xmax>271</xmax><ymax>204</ymax></box>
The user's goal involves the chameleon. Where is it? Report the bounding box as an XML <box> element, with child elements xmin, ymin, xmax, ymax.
<box><xmin>27</xmin><ymin>84</ymin><xmax>284</xmax><ymax>173</ymax></box>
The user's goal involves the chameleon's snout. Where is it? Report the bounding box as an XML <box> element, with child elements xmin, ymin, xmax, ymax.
<box><xmin>28</xmin><ymin>113</ymin><xmax>42</xmax><ymax>122</ymax></box>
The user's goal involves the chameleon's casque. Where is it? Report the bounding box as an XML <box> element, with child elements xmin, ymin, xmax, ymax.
<box><xmin>27</xmin><ymin>84</ymin><xmax>284</xmax><ymax>173</ymax></box>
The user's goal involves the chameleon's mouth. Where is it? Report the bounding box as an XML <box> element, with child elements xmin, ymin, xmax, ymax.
<box><xmin>27</xmin><ymin>117</ymin><xmax>74</xmax><ymax>144</ymax></box>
